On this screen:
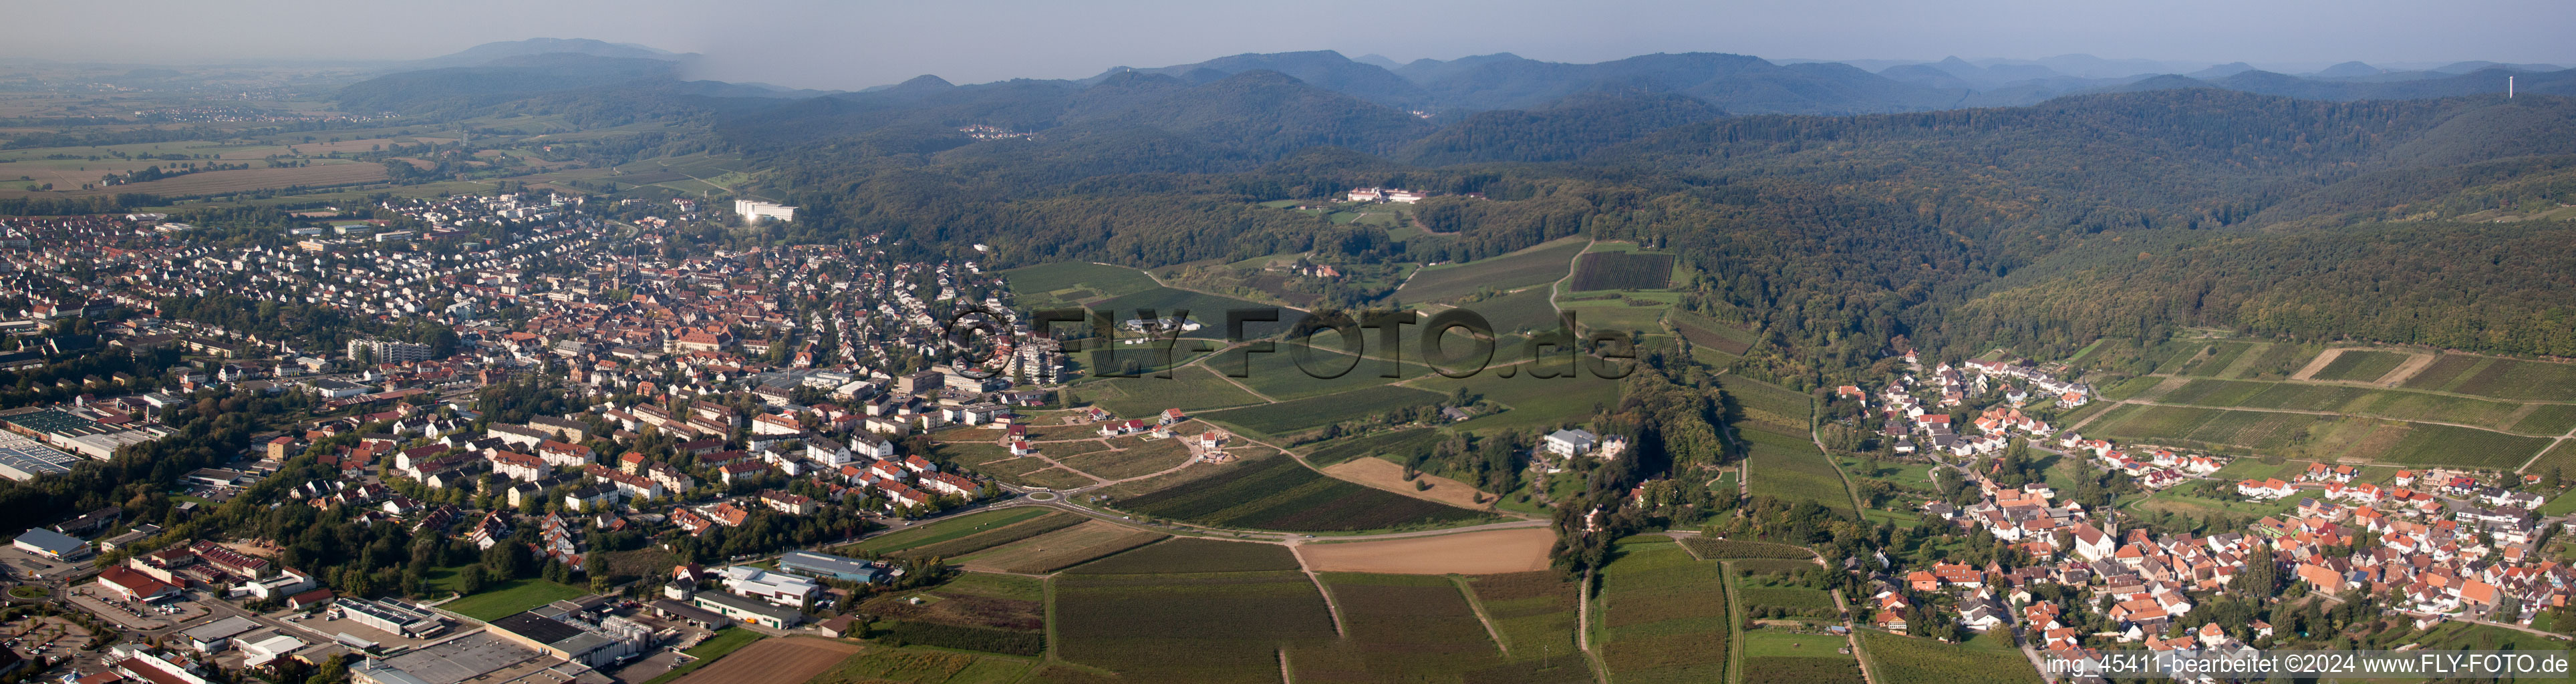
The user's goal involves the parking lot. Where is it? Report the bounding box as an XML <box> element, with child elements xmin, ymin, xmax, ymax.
<box><xmin>66</xmin><ymin>589</ymin><xmax>207</xmax><ymax>631</ymax></box>
<box><xmin>0</xmin><ymin>615</ymin><xmax>103</xmax><ymax>673</ymax></box>
<box><xmin>0</xmin><ymin>546</ymin><xmax>88</xmax><ymax>582</ymax></box>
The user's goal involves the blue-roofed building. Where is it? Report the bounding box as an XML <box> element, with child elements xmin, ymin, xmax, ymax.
<box><xmin>12</xmin><ymin>528</ymin><xmax>87</xmax><ymax>560</ymax></box>
<box><xmin>776</xmin><ymin>550</ymin><xmax>893</xmax><ymax>583</ymax></box>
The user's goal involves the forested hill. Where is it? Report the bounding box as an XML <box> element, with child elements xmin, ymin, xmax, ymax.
<box><xmin>712</xmin><ymin>88</ymin><xmax>2576</xmax><ymax>377</ymax></box>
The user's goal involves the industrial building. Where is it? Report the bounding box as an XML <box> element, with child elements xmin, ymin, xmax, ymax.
<box><xmin>13</xmin><ymin>527</ymin><xmax>88</xmax><ymax>560</ymax></box>
<box><xmin>689</xmin><ymin>591</ymin><xmax>801</xmax><ymax>629</ymax></box>
<box><xmin>484</xmin><ymin>603</ymin><xmax>653</xmax><ymax>669</ymax></box>
<box><xmin>329</xmin><ymin>597</ymin><xmax>449</xmax><ymax>639</ymax></box>
<box><xmin>775</xmin><ymin>550</ymin><xmax>894</xmax><ymax>583</ymax></box>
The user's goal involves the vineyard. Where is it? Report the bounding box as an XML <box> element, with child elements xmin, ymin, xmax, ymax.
<box><xmin>1595</xmin><ymin>539</ymin><xmax>1731</xmax><ymax>684</ymax></box>
<box><xmin>1115</xmin><ymin>454</ymin><xmax>1489</xmax><ymax>531</ymax></box>
<box><xmin>1052</xmin><ymin>569</ymin><xmax>1338</xmax><ymax>684</ymax></box>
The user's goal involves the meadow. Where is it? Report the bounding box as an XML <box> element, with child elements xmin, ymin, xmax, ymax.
<box><xmin>1743</xmin><ymin>431</ymin><xmax>1855</xmax><ymax>516</ymax></box>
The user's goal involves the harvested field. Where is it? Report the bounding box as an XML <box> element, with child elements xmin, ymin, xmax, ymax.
<box><xmin>1294</xmin><ymin>528</ymin><xmax>1553</xmax><ymax>574</ymax></box>
<box><xmin>1319</xmin><ymin>456</ymin><xmax>1493</xmax><ymax>510</ymax></box>
<box><xmin>955</xmin><ymin>520</ymin><xmax>1167</xmax><ymax>574</ymax></box>
<box><xmin>670</xmin><ymin>637</ymin><xmax>860</xmax><ymax>684</ymax></box>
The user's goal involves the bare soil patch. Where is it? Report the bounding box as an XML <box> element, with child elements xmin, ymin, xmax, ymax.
<box><xmin>2376</xmin><ymin>352</ymin><xmax>2439</xmax><ymax>386</ymax></box>
<box><xmin>2290</xmin><ymin>348</ymin><xmax>2346</xmax><ymax>381</ymax></box>
<box><xmin>1321</xmin><ymin>456</ymin><xmax>1494</xmax><ymax>510</ymax></box>
<box><xmin>671</xmin><ymin>637</ymin><xmax>861</xmax><ymax>684</ymax></box>
<box><xmin>1296</xmin><ymin>528</ymin><xmax>1552</xmax><ymax>574</ymax></box>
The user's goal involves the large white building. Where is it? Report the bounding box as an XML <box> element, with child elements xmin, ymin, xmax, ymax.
<box><xmin>347</xmin><ymin>338</ymin><xmax>434</xmax><ymax>364</ymax></box>
<box><xmin>735</xmin><ymin>200</ymin><xmax>797</xmax><ymax>223</ymax></box>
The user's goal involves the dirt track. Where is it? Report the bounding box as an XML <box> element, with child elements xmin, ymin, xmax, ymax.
<box><xmin>1295</xmin><ymin>528</ymin><xmax>1552</xmax><ymax>574</ymax></box>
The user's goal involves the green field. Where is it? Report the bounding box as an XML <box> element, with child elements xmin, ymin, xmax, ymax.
<box><xmin>1198</xmin><ymin>384</ymin><xmax>1447</xmax><ymax>436</ymax></box>
<box><xmin>845</xmin><ymin>508</ymin><xmax>1053</xmax><ymax>555</ymax></box>
<box><xmin>440</xmin><ymin>578</ymin><xmax>589</xmax><ymax>621</ymax></box>
<box><xmin>1669</xmin><ymin>309</ymin><xmax>1758</xmax><ymax>356</ymax></box>
<box><xmin>888</xmin><ymin>512</ymin><xmax>1087</xmax><ymax>560</ymax></box>
<box><xmin>1744</xmin><ymin>431</ymin><xmax>1854</xmax><ymax>516</ymax></box>
<box><xmin>1568</xmin><ymin>252</ymin><xmax>1677</xmax><ymax>291</ymax></box>
<box><xmin>1560</xmin><ymin>299</ymin><xmax>1671</xmax><ymax>335</ymax></box>
<box><xmin>1399</xmin><ymin>238</ymin><xmax>1589</xmax><ymax>303</ymax></box>
<box><xmin>1858</xmin><ymin>631</ymin><xmax>2040</xmax><ymax>684</ymax></box>
<box><xmin>2219</xmin><ymin>342</ymin><xmax>2319</xmax><ymax>380</ymax></box>
<box><xmin>1595</xmin><ymin>538</ymin><xmax>1731</xmax><ymax>684</ymax></box>
<box><xmin>1451</xmin><ymin>285</ymin><xmax>1566</xmax><ymax>337</ymax></box>
<box><xmin>2311</xmin><ymin>349</ymin><xmax>2414</xmax><ymax>382</ymax></box>
<box><xmin>1736</xmin><ymin>571</ymin><xmax>1838</xmax><ymax>619</ymax></box>
<box><xmin>1681</xmin><ymin>538</ymin><xmax>1816</xmax><ymax>560</ymax></box>
<box><xmin>1115</xmin><ymin>454</ymin><xmax>1489</xmax><ymax>531</ymax></box>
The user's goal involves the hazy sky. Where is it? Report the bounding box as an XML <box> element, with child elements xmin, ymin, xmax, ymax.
<box><xmin>9</xmin><ymin>0</ymin><xmax>2572</xmax><ymax>89</ymax></box>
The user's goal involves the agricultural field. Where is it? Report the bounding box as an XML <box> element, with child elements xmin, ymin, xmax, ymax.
<box><xmin>1398</xmin><ymin>238</ymin><xmax>1588</xmax><ymax>303</ymax></box>
<box><xmin>1052</xmin><ymin>569</ymin><xmax>1337</xmax><ymax>683</ymax></box>
<box><xmin>2309</xmin><ymin>349</ymin><xmax>2415</xmax><ymax>382</ymax></box>
<box><xmin>1463</xmin><ymin>572</ymin><xmax>1585</xmax><ymax>664</ymax></box>
<box><xmin>1568</xmin><ymin>252</ymin><xmax>1677</xmax><ymax>291</ymax></box>
<box><xmin>1294</xmin><ymin>528</ymin><xmax>1554</xmax><ymax>575</ymax></box>
<box><xmin>1857</xmin><ymin>631</ymin><xmax>2042</xmax><ymax>684</ymax></box>
<box><xmin>1680</xmin><ymin>538</ymin><xmax>1816</xmax><ymax>560</ymax></box>
<box><xmin>1114</xmin><ymin>454</ymin><xmax>1491</xmax><ymax>531</ymax></box>
<box><xmin>857</xmin><ymin>572</ymin><xmax>1046</xmax><ymax>656</ymax></box>
<box><xmin>802</xmin><ymin>647</ymin><xmax>1032</xmax><ymax>684</ymax></box>
<box><xmin>885</xmin><ymin>512</ymin><xmax>1086</xmax><ymax>561</ymax></box>
<box><xmin>1084</xmin><ymin>287</ymin><xmax>1279</xmax><ymax>335</ymax></box>
<box><xmin>999</xmin><ymin>261</ymin><xmax>1159</xmax><ymax>305</ymax></box>
<box><xmin>1064</xmin><ymin>537</ymin><xmax>1304</xmax><ymax>574</ymax></box>
<box><xmin>842</xmin><ymin>508</ymin><xmax>1053</xmax><ymax>556</ymax></box>
<box><xmin>1197</xmin><ymin>385</ymin><xmax>1447</xmax><ymax>437</ymax></box>
<box><xmin>1735</xmin><ymin>572</ymin><xmax>1840</xmax><ymax>619</ymax></box>
<box><xmin>2401</xmin><ymin>355</ymin><xmax>2576</xmax><ymax>401</ymax></box>
<box><xmin>1558</xmin><ymin>297</ymin><xmax>1671</xmax><ymax>335</ymax></box>
<box><xmin>2164</xmin><ymin>341</ymin><xmax>2256</xmax><ymax>377</ymax></box>
<box><xmin>1407</xmin><ymin>363</ymin><xmax>1624</xmax><ymax>432</ymax></box>
<box><xmin>1214</xmin><ymin>343</ymin><xmax>1429</xmax><ymax>401</ymax></box>
<box><xmin>2217</xmin><ymin>342</ymin><xmax>2319</xmax><ymax>380</ymax></box>
<box><xmin>1054</xmin><ymin>434</ymin><xmax>1196</xmax><ymax>480</ymax></box>
<box><xmin>1744</xmin><ymin>431</ymin><xmax>1854</xmax><ymax>516</ymax></box>
<box><xmin>1669</xmin><ymin>309</ymin><xmax>1757</xmax><ymax>356</ymax></box>
<box><xmin>1594</xmin><ymin>538</ymin><xmax>1731</xmax><ymax>684</ymax></box>
<box><xmin>670</xmin><ymin>637</ymin><xmax>865</xmax><ymax>684</ymax></box>
<box><xmin>9</xmin><ymin>162</ymin><xmax>388</xmax><ymax>198</ymax></box>
<box><xmin>1447</xmin><ymin>285</ymin><xmax>1564</xmax><ymax>337</ymax></box>
<box><xmin>954</xmin><ymin>520</ymin><xmax>1167</xmax><ymax>574</ymax></box>
<box><xmin>1290</xmin><ymin>573</ymin><xmax>1520</xmax><ymax>681</ymax></box>
<box><xmin>1719</xmin><ymin>374</ymin><xmax>1812</xmax><ymax>437</ymax></box>
<box><xmin>1741</xmin><ymin>631</ymin><xmax>1864</xmax><ymax>684</ymax></box>
<box><xmin>1072</xmin><ymin>365</ymin><xmax>1265</xmax><ymax>415</ymax></box>
<box><xmin>2151</xmin><ymin>378</ymin><xmax>2557</xmax><ymax>434</ymax></box>
<box><xmin>1303</xmin><ymin>428</ymin><xmax>1444</xmax><ymax>467</ymax></box>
